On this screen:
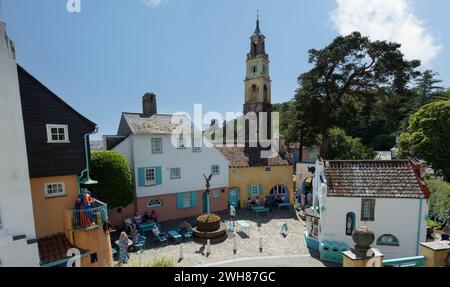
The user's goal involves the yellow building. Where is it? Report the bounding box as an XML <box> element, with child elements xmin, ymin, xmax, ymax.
<box><xmin>218</xmin><ymin>147</ymin><xmax>293</xmax><ymax>207</ymax></box>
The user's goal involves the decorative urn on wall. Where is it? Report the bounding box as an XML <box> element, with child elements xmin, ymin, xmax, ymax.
<box><xmin>351</xmin><ymin>226</ymin><xmax>375</xmax><ymax>257</ymax></box>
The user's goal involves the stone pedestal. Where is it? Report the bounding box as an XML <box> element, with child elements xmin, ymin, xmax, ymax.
<box><xmin>343</xmin><ymin>249</ymin><xmax>384</xmax><ymax>267</ymax></box>
<box><xmin>419</xmin><ymin>241</ymin><xmax>450</xmax><ymax>267</ymax></box>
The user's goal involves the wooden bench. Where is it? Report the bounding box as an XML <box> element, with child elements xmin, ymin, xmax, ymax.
<box><xmin>276</xmin><ymin>202</ymin><xmax>291</xmax><ymax>210</ymax></box>
<box><xmin>252</xmin><ymin>206</ymin><xmax>270</xmax><ymax>216</ymax></box>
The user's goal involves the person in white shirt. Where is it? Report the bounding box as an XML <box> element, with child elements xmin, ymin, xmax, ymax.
<box><xmin>230</xmin><ymin>204</ymin><xmax>236</xmax><ymax>224</ymax></box>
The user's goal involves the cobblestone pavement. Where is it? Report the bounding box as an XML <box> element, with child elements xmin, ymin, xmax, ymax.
<box><xmin>123</xmin><ymin>208</ymin><xmax>317</xmax><ymax>267</ymax></box>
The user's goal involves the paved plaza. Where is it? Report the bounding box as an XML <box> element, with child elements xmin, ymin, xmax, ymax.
<box><xmin>123</xmin><ymin>208</ymin><xmax>322</xmax><ymax>267</ymax></box>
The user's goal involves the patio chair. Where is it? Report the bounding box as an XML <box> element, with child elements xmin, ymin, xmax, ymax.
<box><xmin>182</xmin><ymin>229</ymin><xmax>193</xmax><ymax>241</ymax></box>
<box><xmin>133</xmin><ymin>235</ymin><xmax>147</xmax><ymax>252</ymax></box>
<box><xmin>153</xmin><ymin>233</ymin><xmax>168</xmax><ymax>245</ymax></box>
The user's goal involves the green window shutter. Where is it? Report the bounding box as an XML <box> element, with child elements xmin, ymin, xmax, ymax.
<box><xmin>190</xmin><ymin>191</ymin><xmax>197</xmax><ymax>208</ymax></box>
<box><xmin>138</xmin><ymin>168</ymin><xmax>146</xmax><ymax>187</ymax></box>
<box><xmin>248</xmin><ymin>185</ymin><xmax>253</xmax><ymax>197</ymax></box>
<box><xmin>258</xmin><ymin>184</ymin><xmax>263</xmax><ymax>195</ymax></box>
<box><xmin>176</xmin><ymin>193</ymin><xmax>184</xmax><ymax>209</ymax></box>
<box><xmin>155</xmin><ymin>166</ymin><xmax>162</xmax><ymax>185</ymax></box>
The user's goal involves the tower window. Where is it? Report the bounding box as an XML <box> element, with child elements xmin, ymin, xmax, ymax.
<box><xmin>263</xmin><ymin>65</ymin><xmax>267</xmax><ymax>74</ymax></box>
<box><xmin>252</xmin><ymin>65</ymin><xmax>258</xmax><ymax>74</ymax></box>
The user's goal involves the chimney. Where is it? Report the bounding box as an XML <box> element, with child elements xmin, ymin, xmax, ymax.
<box><xmin>143</xmin><ymin>92</ymin><xmax>157</xmax><ymax>116</ymax></box>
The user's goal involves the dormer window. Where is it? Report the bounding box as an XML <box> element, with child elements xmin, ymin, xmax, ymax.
<box><xmin>46</xmin><ymin>124</ymin><xmax>69</xmax><ymax>143</ymax></box>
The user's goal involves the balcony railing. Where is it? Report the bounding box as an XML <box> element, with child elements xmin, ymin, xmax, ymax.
<box><xmin>72</xmin><ymin>199</ymin><xmax>108</xmax><ymax>230</ymax></box>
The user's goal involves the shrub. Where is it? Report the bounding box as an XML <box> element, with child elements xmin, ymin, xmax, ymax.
<box><xmin>425</xmin><ymin>179</ymin><xmax>450</xmax><ymax>221</ymax></box>
<box><xmin>90</xmin><ymin>151</ymin><xmax>134</xmax><ymax>208</ymax></box>
<box><xmin>197</xmin><ymin>214</ymin><xmax>221</xmax><ymax>223</ymax></box>
<box><xmin>328</xmin><ymin>128</ymin><xmax>377</xmax><ymax>160</ymax></box>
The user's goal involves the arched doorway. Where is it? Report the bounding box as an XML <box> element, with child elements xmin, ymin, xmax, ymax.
<box><xmin>270</xmin><ymin>185</ymin><xmax>289</xmax><ymax>202</ymax></box>
<box><xmin>228</xmin><ymin>188</ymin><xmax>240</xmax><ymax>208</ymax></box>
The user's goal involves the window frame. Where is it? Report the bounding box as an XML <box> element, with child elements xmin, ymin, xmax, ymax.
<box><xmin>182</xmin><ymin>192</ymin><xmax>191</xmax><ymax>208</ymax></box>
<box><xmin>376</xmin><ymin>234</ymin><xmax>400</xmax><ymax>246</ymax></box>
<box><xmin>151</xmin><ymin>138</ymin><xmax>163</xmax><ymax>154</ymax></box>
<box><xmin>147</xmin><ymin>198</ymin><xmax>163</xmax><ymax>208</ymax></box>
<box><xmin>211</xmin><ymin>165</ymin><xmax>220</xmax><ymax>175</ymax></box>
<box><xmin>361</xmin><ymin>199</ymin><xmax>376</xmax><ymax>221</ymax></box>
<box><xmin>44</xmin><ymin>182</ymin><xmax>66</xmax><ymax>198</ymax></box>
<box><xmin>177</xmin><ymin>134</ymin><xmax>186</xmax><ymax>149</ymax></box>
<box><xmin>213</xmin><ymin>190</ymin><xmax>220</xmax><ymax>199</ymax></box>
<box><xmin>46</xmin><ymin>124</ymin><xmax>70</xmax><ymax>144</ymax></box>
<box><xmin>145</xmin><ymin>168</ymin><xmax>156</xmax><ymax>186</ymax></box>
<box><xmin>251</xmin><ymin>185</ymin><xmax>259</xmax><ymax>196</ymax></box>
<box><xmin>192</xmin><ymin>137</ymin><xmax>202</xmax><ymax>152</ymax></box>
<box><xmin>170</xmin><ymin>168</ymin><xmax>181</xmax><ymax>179</ymax></box>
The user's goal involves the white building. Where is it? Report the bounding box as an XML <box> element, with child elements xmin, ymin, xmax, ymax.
<box><xmin>305</xmin><ymin>159</ymin><xmax>429</xmax><ymax>261</ymax></box>
<box><xmin>104</xmin><ymin>93</ymin><xmax>229</xmax><ymax>222</ymax></box>
<box><xmin>0</xmin><ymin>20</ymin><xmax>40</xmax><ymax>267</ymax></box>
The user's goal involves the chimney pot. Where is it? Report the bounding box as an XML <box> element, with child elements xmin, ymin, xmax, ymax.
<box><xmin>143</xmin><ymin>93</ymin><xmax>157</xmax><ymax>116</ymax></box>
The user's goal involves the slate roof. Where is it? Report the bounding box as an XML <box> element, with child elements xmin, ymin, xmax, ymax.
<box><xmin>324</xmin><ymin>160</ymin><xmax>426</xmax><ymax>199</ymax></box>
<box><xmin>122</xmin><ymin>113</ymin><xmax>193</xmax><ymax>135</ymax></box>
<box><xmin>37</xmin><ymin>233</ymin><xmax>86</xmax><ymax>265</ymax></box>
<box><xmin>217</xmin><ymin>146</ymin><xmax>290</xmax><ymax>167</ymax></box>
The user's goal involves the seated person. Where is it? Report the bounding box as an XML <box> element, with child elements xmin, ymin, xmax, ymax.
<box><xmin>255</xmin><ymin>196</ymin><xmax>261</xmax><ymax>206</ymax></box>
<box><xmin>275</xmin><ymin>195</ymin><xmax>283</xmax><ymax>204</ymax></box>
<box><xmin>142</xmin><ymin>211</ymin><xmax>151</xmax><ymax>224</ymax></box>
<box><xmin>150</xmin><ymin>210</ymin><xmax>158</xmax><ymax>223</ymax></box>
<box><xmin>124</xmin><ymin>217</ymin><xmax>135</xmax><ymax>233</ymax></box>
<box><xmin>129</xmin><ymin>226</ymin><xmax>140</xmax><ymax>243</ymax></box>
<box><xmin>133</xmin><ymin>213</ymin><xmax>142</xmax><ymax>225</ymax></box>
<box><xmin>245</xmin><ymin>197</ymin><xmax>253</xmax><ymax>209</ymax></box>
<box><xmin>152</xmin><ymin>224</ymin><xmax>167</xmax><ymax>238</ymax></box>
<box><xmin>179</xmin><ymin>221</ymin><xmax>192</xmax><ymax>234</ymax></box>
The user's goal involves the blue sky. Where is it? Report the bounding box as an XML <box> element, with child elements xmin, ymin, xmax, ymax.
<box><xmin>2</xmin><ymin>0</ymin><xmax>449</xmax><ymax>139</ymax></box>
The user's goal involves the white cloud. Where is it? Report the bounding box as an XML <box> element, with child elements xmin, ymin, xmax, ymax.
<box><xmin>141</xmin><ymin>0</ymin><xmax>165</xmax><ymax>8</ymax></box>
<box><xmin>330</xmin><ymin>0</ymin><xmax>441</xmax><ymax>65</ymax></box>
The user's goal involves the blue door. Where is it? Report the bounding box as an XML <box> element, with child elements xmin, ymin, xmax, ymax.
<box><xmin>229</xmin><ymin>188</ymin><xmax>239</xmax><ymax>208</ymax></box>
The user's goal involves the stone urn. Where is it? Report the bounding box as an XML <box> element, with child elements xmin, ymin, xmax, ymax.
<box><xmin>351</xmin><ymin>226</ymin><xmax>375</xmax><ymax>258</ymax></box>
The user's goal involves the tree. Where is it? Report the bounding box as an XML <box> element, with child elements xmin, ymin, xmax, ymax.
<box><xmin>425</xmin><ymin>179</ymin><xmax>450</xmax><ymax>227</ymax></box>
<box><xmin>398</xmin><ymin>101</ymin><xmax>450</xmax><ymax>181</ymax></box>
<box><xmin>328</xmin><ymin>128</ymin><xmax>376</xmax><ymax>160</ymax></box>
<box><xmin>90</xmin><ymin>151</ymin><xmax>134</xmax><ymax>208</ymax></box>
<box><xmin>295</xmin><ymin>32</ymin><xmax>420</xmax><ymax>158</ymax></box>
<box><xmin>411</xmin><ymin>70</ymin><xmax>444</xmax><ymax>110</ymax></box>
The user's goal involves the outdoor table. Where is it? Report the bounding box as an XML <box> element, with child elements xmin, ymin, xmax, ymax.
<box><xmin>168</xmin><ymin>230</ymin><xmax>182</xmax><ymax>243</ymax></box>
<box><xmin>236</xmin><ymin>220</ymin><xmax>251</xmax><ymax>233</ymax></box>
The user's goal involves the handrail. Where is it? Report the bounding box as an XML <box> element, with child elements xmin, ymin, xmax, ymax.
<box><xmin>383</xmin><ymin>256</ymin><xmax>425</xmax><ymax>267</ymax></box>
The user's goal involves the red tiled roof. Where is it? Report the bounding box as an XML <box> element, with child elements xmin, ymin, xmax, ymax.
<box><xmin>37</xmin><ymin>233</ymin><xmax>86</xmax><ymax>265</ymax></box>
<box><xmin>324</xmin><ymin>160</ymin><xmax>426</xmax><ymax>199</ymax></box>
<box><xmin>217</xmin><ymin>146</ymin><xmax>290</xmax><ymax>167</ymax></box>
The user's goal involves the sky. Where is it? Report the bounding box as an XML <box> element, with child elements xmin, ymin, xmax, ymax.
<box><xmin>1</xmin><ymin>0</ymin><xmax>449</xmax><ymax>139</ymax></box>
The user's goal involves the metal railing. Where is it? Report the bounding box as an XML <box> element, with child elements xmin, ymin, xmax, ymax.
<box><xmin>383</xmin><ymin>256</ymin><xmax>425</xmax><ymax>267</ymax></box>
<box><xmin>72</xmin><ymin>200</ymin><xmax>108</xmax><ymax>230</ymax></box>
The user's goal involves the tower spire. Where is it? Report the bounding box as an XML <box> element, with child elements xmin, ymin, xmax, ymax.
<box><xmin>254</xmin><ymin>10</ymin><xmax>261</xmax><ymax>35</ymax></box>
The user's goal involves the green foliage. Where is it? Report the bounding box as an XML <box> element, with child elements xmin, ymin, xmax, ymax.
<box><xmin>90</xmin><ymin>151</ymin><xmax>134</xmax><ymax>208</ymax></box>
<box><xmin>398</xmin><ymin>101</ymin><xmax>450</xmax><ymax>180</ymax></box>
<box><xmin>294</xmin><ymin>32</ymin><xmax>420</xmax><ymax>158</ymax></box>
<box><xmin>197</xmin><ymin>214</ymin><xmax>221</xmax><ymax>223</ymax></box>
<box><xmin>369</xmin><ymin>134</ymin><xmax>396</xmax><ymax>151</ymax></box>
<box><xmin>328</xmin><ymin>128</ymin><xmax>376</xmax><ymax>160</ymax></box>
<box><xmin>127</xmin><ymin>255</ymin><xmax>176</xmax><ymax>267</ymax></box>
<box><xmin>409</xmin><ymin>70</ymin><xmax>444</xmax><ymax>111</ymax></box>
<box><xmin>425</xmin><ymin>179</ymin><xmax>450</xmax><ymax>220</ymax></box>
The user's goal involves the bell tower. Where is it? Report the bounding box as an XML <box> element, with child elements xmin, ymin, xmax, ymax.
<box><xmin>243</xmin><ymin>13</ymin><xmax>272</xmax><ymax>115</ymax></box>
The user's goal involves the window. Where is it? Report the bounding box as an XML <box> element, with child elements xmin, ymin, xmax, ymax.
<box><xmin>151</xmin><ymin>138</ymin><xmax>163</xmax><ymax>154</ymax></box>
<box><xmin>193</xmin><ymin>137</ymin><xmax>201</xmax><ymax>152</ymax></box>
<box><xmin>361</xmin><ymin>199</ymin><xmax>376</xmax><ymax>221</ymax></box>
<box><xmin>182</xmin><ymin>192</ymin><xmax>191</xmax><ymax>208</ymax></box>
<box><xmin>177</xmin><ymin>134</ymin><xmax>186</xmax><ymax>149</ymax></box>
<box><xmin>213</xmin><ymin>190</ymin><xmax>220</xmax><ymax>198</ymax></box>
<box><xmin>252</xmin><ymin>65</ymin><xmax>258</xmax><ymax>74</ymax></box>
<box><xmin>263</xmin><ymin>64</ymin><xmax>267</xmax><ymax>74</ymax></box>
<box><xmin>44</xmin><ymin>183</ymin><xmax>66</xmax><ymax>198</ymax></box>
<box><xmin>90</xmin><ymin>253</ymin><xmax>98</xmax><ymax>264</ymax></box>
<box><xmin>147</xmin><ymin>198</ymin><xmax>163</xmax><ymax>208</ymax></box>
<box><xmin>251</xmin><ymin>185</ymin><xmax>259</xmax><ymax>196</ymax></box>
<box><xmin>270</xmin><ymin>185</ymin><xmax>288</xmax><ymax>196</ymax></box>
<box><xmin>265</xmin><ymin>167</ymin><xmax>271</xmax><ymax>172</ymax></box>
<box><xmin>376</xmin><ymin>234</ymin><xmax>400</xmax><ymax>246</ymax></box>
<box><xmin>46</xmin><ymin>124</ymin><xmax>69</xmax><ymax>143</ymax></box>
<box><xmin>145</xmin><ymin>168</ymin><xmax>156</xmax><ymax>185</ymax></box>
<box><xmin>211</xmin><ymin>165</ymin><xmax>220</xmax><ymax>175</ymax></box>
<box><xmin>170</xmin><ymin>168</ymin><xmax>181</xmax><ymax>179</ymax></box>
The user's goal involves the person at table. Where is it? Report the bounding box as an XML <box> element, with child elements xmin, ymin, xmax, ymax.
<box><xmin>118</xmin><ymin>232</ymin><xmax>130</xmax><ymax>264</ymax></box>
<box><xmin>255</xmin><ymin>196</ymin><xmax>261</xmax><ymax>206</ymax></box>
<box><xmin>152</xmin><ymin>224</ymin><xmax>167</xmax><ymax>238</ymax></box>
<box><xmin>150</xmin><ymin>210</ymin><xmax>158</xmax><ymax>223</ymax></box>
<box><xmin>275</xmin><ymin>195</ymin><xmax>283</xmax><ymax>204</ymax></box>
<box><xmin>134</xmin><ymin>213</ymin><xmax>142</xmax><ymax>225</ymax></box>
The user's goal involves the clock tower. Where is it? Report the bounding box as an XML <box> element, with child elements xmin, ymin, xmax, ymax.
<box><xmin>243</xmin><ymin>14</ymin><xmax>272</xmax><ymax>115</ymax></box>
